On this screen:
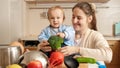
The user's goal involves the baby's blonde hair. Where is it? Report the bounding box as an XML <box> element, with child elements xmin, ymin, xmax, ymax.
<box><xmin>47</xmin><ymin>6</ymin><xmax>65</xmax><ymax>20</ymax></box>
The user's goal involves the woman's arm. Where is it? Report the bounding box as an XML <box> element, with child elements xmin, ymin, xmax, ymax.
<box><xmin>80</xmin><ymin>32</ymin><xmax>112</xmax><ymax>63</ymax></box>
<box><xmin>60</xmin><ymin>31</ymin><xmax>112</xmax><ymax>63</ymax></box>
<box><xmin>80</xmin><ymin>47</ymin><xmax>112</xmax><ymax>63</ymax></box>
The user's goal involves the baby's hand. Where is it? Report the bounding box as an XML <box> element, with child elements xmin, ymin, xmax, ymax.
<box><xmin>57</xmin><ymin>32</ymin><xmax>65</xmax><ymax>38</ymax></box>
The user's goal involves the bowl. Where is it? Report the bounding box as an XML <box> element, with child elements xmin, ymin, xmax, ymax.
<box><xmin>18</xmin><ymin>51</ymin><xmax>48</xmax><ymax>68</ymax></box>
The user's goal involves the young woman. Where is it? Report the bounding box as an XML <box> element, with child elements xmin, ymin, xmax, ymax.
<box><xmin>60</xmin><ymin>2</ymin><xmax>112</xmax><ymax>63</ymax></box>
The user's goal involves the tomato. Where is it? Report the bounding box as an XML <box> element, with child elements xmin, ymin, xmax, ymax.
<box><xmin>49</xmin><ymin>52</ymin><xmax>64</xmax><ymax>67</ymax></box>
<box><xmin>27</xmin><ymin>60</ymin><xmax>42</xmax><ymax>68</ymax></box>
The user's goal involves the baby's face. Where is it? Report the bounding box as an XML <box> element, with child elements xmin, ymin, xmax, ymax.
<box><xmin>48</xmin><ymin>9</ymin><xmax>64</xmax><ymax>28</ymax></box>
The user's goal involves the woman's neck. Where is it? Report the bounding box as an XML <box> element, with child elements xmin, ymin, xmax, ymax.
<box><xmin>75</xmin><ymin>28</ymin><xmax>89</xmax><ymax>39</ymax></box>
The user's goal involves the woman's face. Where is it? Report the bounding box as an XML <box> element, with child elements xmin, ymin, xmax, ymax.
<box><xmin>72</xmin><ymin>7</ymin><xmax>92</xmax><ymax>32</ymax></box>
<box><xmin>48</xmin><ymin>9</ymin><xmax>64</xmax><ymax>28</ymax></box>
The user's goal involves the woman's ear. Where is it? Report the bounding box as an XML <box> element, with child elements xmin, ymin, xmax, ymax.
<box><xmin>87</xmin><ymin>15</ymin><xmax>93</xmax><ymax>23</ymax></box>
<box><xmin>87</xmin><ymin>15</ymin><xmax>93</xmax><ymax>29</ymax></box>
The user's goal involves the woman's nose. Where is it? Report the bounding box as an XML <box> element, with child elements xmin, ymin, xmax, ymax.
<box><xmin>72</xmin><ymin>18</ymin><xmax>78</xmax><ymax>24</ymax></box>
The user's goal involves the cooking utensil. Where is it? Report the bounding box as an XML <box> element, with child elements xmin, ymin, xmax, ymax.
<box><xmin>64</xmin><ymin>56</ymin><xmax>79</xmax><ymax>68</ymax></box>
<box><xmin>18</xmin><ymin>51</ymin><xmax>48</xmax><ymax>68</ymax></box>
<box><xmin>0</xmin><ymin>45</ymin><xmax>22</xmax><ymax>68</ymax></box>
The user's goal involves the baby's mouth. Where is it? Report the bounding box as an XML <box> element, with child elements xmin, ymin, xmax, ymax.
<box><xmin>54</xmin><ymin>23</ymin><xmax>59</xmax><ymax>25</ymax></box>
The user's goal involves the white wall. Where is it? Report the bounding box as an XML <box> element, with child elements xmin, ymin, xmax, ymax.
<box><xmin>0</xmin><ymin>0</ymin><xmax>23</xmax><ymax>44</ymax></box>
<box><xmin>0</xmin><ymin>0</ymin><xmax>11</xmax><ymax>44</ymax></box>
<box><xmin>10</xmin><ymin>0</ymin><xmax>23</xmax><ymax>42</ymax></box>
<box><xmin>23</xmin><ymin>0</ymin><xmax>120</xmax><ymax>37</ymax></box>
<box><xmin>96</xmin><ymin>0</ymin><xmax>120</xmax><ymax>36</ymax></box>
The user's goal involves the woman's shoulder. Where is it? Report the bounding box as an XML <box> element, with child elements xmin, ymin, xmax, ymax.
<box><xmin>91</xmin><ymin>29</ymin><xmax>103</xmax><ymax>36</ymax></box>
<box><xmin>90</xmin><ymin>29</ymin><xmax>105</xmax><ymax>39</ymax></box>
<box><xmin>86</xmin><ymin>29</ymin><xmax>107</xmax><ymax>45</ymax></box>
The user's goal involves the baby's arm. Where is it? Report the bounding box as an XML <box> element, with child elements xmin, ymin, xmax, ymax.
<box><xmin>64</xmin><ymin>26</ymin><xmax>75</xmax><ymax>40</ymax></box>
<box><xmin>38</xmin><ymin>29</ymin><xmax>48</xmax><ymax>43</ymax></box>
<box><xmin>58</xmin><ymin>26</ymin><xmax>75</xmax><ymax>46</ymax></box>
<box><xmin>56</xmin><ymin>32</ymin><xmax>65</xmax><ymax>38</ymax></box>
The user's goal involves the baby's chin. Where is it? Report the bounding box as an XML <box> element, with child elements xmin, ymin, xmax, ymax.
<box><xmin>52</xmin><ymin>26</ymin><xmax>59</xmax><ymax>28</ymax></box>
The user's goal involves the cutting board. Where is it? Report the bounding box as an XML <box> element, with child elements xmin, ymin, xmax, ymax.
<box><xmin>60</xmin><ymin>63</ymin><xmax>98</xmax><ymax>68</ymax></box>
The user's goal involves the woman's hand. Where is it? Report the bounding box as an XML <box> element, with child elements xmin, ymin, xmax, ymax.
<box><xmin>60</xmin><ymin>46</ymin><xmax>80</xmax><ymax>56</ymax></box>
<box><xmin>37</xmin><ymin>40</ymin><xmax>52</xmax><ymax>52</ymax></box>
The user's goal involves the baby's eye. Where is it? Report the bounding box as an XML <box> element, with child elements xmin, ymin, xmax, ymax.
<box><xmin>57</xmin><ymin>17</ymin><xmax>60</xmax><ymax>19</ymax></box>
<box><xmin>50</xmin><ymin>17</ymin><xmax>54</xmax><ymax>19</ymax></box>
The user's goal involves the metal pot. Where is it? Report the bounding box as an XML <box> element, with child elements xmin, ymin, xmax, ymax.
<box><xmin>0</xmin><ymin>45</ymin><xmax>22</xmax><ymax>68</ymax></box>
<box><xmin>18</xmin><ymin>51</ymin><xmax>48</xmax><ymax>68</ymax></box>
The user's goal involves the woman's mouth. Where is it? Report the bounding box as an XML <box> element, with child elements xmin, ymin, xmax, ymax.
<box><xmin>73</xmin><ymin>23</ymin><xmax>81</xmax><ymax>27</ymax></box>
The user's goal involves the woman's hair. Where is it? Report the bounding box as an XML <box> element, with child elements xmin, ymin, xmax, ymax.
<box><xmin>72</xmin><ymin>2</ymin><xmax>97</xmax><ymax>31</ymax></box>
<box><xmin>47</xmin><ymin>6</ymin><xmax>65</xmax><ymax>20</ymax></box>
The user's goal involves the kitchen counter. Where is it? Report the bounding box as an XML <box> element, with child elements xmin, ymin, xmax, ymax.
<box><xmin>20</xmin><ymin>36</ymin><xmax>120</xmax><ymax>41</ymax></box>
<box><xmin>104</xmin><ymin>36</ymin><xmax>120</xmax><ymax>40</ymax></box>
<box><xmin>20</xmin><ymin>36</ymin><xmax>120</xmax><ymax>50</ymax></box>
<box><xmin>20</xmin><ymin>36</ymin><xmax>38</xmax><ymax>41</ymax></box>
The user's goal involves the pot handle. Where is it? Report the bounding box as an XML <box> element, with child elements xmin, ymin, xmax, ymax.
<box><xmin>17</xmin><ymin>55</ymin><xmax>24</xmax><ymax>64</ymax></box>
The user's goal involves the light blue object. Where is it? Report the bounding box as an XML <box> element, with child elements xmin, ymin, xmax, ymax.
<box><xmin>114</xmin><ymin>22</ymin><xmax>120</xmax><ymax>36</ymax></box>
<box><xmin>96</xmin><ymin>61</ymin><xmax>106</xmax><ymax>68</ymax></box>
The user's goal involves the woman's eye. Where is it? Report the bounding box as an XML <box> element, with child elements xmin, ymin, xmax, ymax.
<box><xmin>77</xmin><ymin>16</ymin><xmax>82</xmax><ymax>20</ymax></box>
<box><xmin>72</xmin><ymin>16</ymin><xmax>75</xmax><ymax>19</ymax></box>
